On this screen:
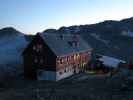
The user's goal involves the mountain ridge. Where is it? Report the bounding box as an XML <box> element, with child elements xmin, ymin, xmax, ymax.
<box><xmin>0</xmin><ymin>27</ymin><xmax>28</xmax><ymax>80</ymax></box>
<box><xmin>43</xmin><ymin>17</ymin><xmax>133</xmax><ymax>61</ymax></box>
<box><xmin>0</xmin><ymin>27</ymin><xmax>23</xmax><ymax>37</ymax></box>
<box><xmin>0</xmin><ymin>16</ymin><xmax>133</xmax><ymax>61</ymax></box>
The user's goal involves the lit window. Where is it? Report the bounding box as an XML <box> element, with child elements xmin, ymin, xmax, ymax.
<box><xmin>64</xmin><ymin>57</ymin><xmax>67</xmax><ymax>62</ymax></box>
<box><xmin>74</xmin><ymin>54</ymin><xmax>77</xmax><ymax>60</ymax></box>
<box><xmin>67</xmin><ymin>57</ymin><xmax>69</xmax><ymax>62</ymax></box>
<box><xmin>77</xmin><ymin>54</ymin><xmax>80</xmax><ymax>59</ymax></box>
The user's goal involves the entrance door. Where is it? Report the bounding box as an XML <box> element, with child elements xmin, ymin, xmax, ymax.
<box><xmin>73</xmin><ymin>66</ymin><xmax>76</xmax><ymax>74</ymax></box>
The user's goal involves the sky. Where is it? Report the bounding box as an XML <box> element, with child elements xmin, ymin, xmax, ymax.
<box><xmin>0</xmin><ymin>0</ymin><xmax>133</xmax><ymax>34</ymax></box>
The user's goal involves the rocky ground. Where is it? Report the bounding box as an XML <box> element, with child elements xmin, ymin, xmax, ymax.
<box><xmin>0</xmin><ymin>72</ymin><xmax>133</xmax><ymax>100</ymax></box>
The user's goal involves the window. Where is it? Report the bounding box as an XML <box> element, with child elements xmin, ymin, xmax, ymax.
<box><xmin>59</xmin><ymin>71</ymin><xmax>62</xmax><ymax>75</ymax></box>
<box><xmin>38</xmin><ymin>70</ymin><xmax>43</xmax><ymax>76</ymax></box>
<box><xmin>57</xmin><ymin>59</ymin><xmax>60</xmax><ymax>65</ymax></box>
<box><xmin>75</xmin><ymin>54</ymin><xmax>78</xmax><ymax>60</ymax></box>
<box><xmin>64</xmin><ymin>57</ymin><xmax>67</xmax><ymax>62</ymax></box>
<box><xmin>60</xmin><ymin>58</ymin><xmax>63</xmax><ymax>64</ymax></box>
<box><xmin>87</xmin><ymin>51</ymin><xmax>90</xmax><ymax>55</ymax></box>
<box><xmin>67</xmin><ymin>56</ymin><xmax>69</xmax><ymax>62</ymax></box>
<box><xmin>74</xmin><ymin>54</ymin><xmax>77</xmax><ymax>60</ymax></box>
<box><xmin>64</xmin><ymin>69</ymin><xmax>67</xmax><ymax>72</ymax></box>
<box><xmin>34</xmin><ymin>59</ymin><xmax>38</xmax><ymax>63</ymax></box>
<box><xmin>40</xmin><ymin>59</ymin><xmax>43</xmax><ymax>64</ymax></box>
<box><xmin>33</xmin><ymin>44</ymin><xmax>43</xmax><ymax>52</ymax></box>
<box><xmin>71</xmin><ymin>55</ymin><xmax>74</xmax><ymax>60</ymax></box>
<box><xmin>33</xmin><ymin>46</ymin><xmax>36</xmax><ymax>50</ymax></box>
<box><xmin>38</xmin><ymin>44</ymin><xmax>43</xmax><ymax>49</ymax></box>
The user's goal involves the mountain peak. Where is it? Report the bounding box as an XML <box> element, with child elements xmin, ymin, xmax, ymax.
<box><xmin>121</xmin><ymin>16</ymin><xmax>133</xmax><ymax>21</ymax></box>
<box><xmin>0</xmin><ymin>27</ymin><xmax>17</xmax><ymax>31</ymax></box>
<box><xmin>43</xmin><ymin>29</ymin><xmax>57</xmax><ymax>34</ymax></box>
<box><xmin>0</xmin><ymin>27</ymin><xmax>22</xmax><ymax>37</ymax></box>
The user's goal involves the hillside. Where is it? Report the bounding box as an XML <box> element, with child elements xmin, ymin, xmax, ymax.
<box><xmin>43</xmin><ymin>17</ymin><xmax>133</xmax><ymax>61</ymax></box>
<box><xmin>0</xmin><ymin>27</ymin><xmax>28</xmax><ymax>80</ymax></box>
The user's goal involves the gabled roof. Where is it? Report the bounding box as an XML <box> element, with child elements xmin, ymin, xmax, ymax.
<box><xmin>39</xmin><ymin>32</ymin><xmax>92</xmax><ymax>56</ymax></box>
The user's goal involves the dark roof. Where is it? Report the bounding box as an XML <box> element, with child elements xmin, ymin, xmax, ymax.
<box><xmin>39</xmin><ymin>33</ymin><xmax>92</xmax><ymax>56</ymax></box>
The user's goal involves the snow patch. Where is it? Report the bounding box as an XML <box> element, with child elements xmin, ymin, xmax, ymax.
<box><xmin>90</xmin><ymin>33</ymin><xmax>109</xmax><ymax>44</ymax></box>
<box><xmin>98</xmin><ymin>55</ymin><xmax>126</xmax><ymax>68</ymax></box>
<box><xmin>65</xmin><ymin>28</ymin><xmax>71</xmax><ymax>34</ymax></box>
<box><xmin>121</xmin><ymin>31</ymin><xmax>133</xmax><ymax>37</ymax></box>
<box><xmin>37</xmin><ymin>70</ymin><xmax>56</xmax><ymax>81</ymax></box>
<box><xmin>74</xmin><ymin>27</ymin><xmax>80</xmax><ymax>33</ymax></box>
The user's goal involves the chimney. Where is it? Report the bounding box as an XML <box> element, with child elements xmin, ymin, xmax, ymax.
<box><xmin>59</xmin><ymin>34</ymin><xmax>64</xmax><ymax>40</ymax></box>
<box><xmin>74</xmin><ymin>41</ymin><xmax>79</xmax><ymax>47</ymax></box>
<box><xmin>72</xmin><ymin>34</ymin><xmax>79</xmax><ymax>39</ymax></box>
<box><xmin>68</xmin><ymin>40</ymin><xmax>79</xmax><ymax>47</ymax></box>
<box><xmin>73</xmin><ymin>34</ymin><xmax>79</xmax><ymax>47</ymax></box>
<box><xmin>68</xmin><ymin>41</ymin><xmax>73</xmax><ymax>46</ymax></box>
